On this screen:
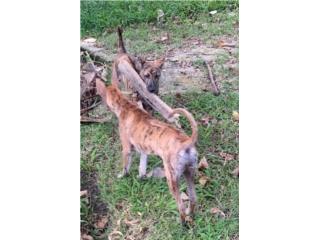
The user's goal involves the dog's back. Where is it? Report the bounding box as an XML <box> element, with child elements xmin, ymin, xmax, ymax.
<box><xmin>111</xmin><ymin>85</ymin><xmax>198</xmax><ymax>168</ymax></box>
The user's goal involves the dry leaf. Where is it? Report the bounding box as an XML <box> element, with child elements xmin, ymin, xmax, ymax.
<box><xmin>232</xmin><ymin>111</ymin><xmax>239</xmax><ymax>121</ymax></box>
<box><xmin>124</xmin><ymin>218</ymin><xmax>140</xmax><ymax>227</ymax></box>
<box><xmin>218</xmin><ymin>40</ymin><xmax>236</xmax><ymax>48</ymax></box>
<box><xmin>210</xmin><ymin>207</ymin><xmax>226</xmax><ymax>218</ymax></box>
<box><xmin>81</xmin><ymin>234</ymin><xmax>94</xmax><ymax>240</ymax></box>
<box><xmin>83</xmin><ymin>38</ymin><xmax>96</xmax><ymax>43</ymax></box>
<box><xmin>181</xmin><ymin>192</ymin><xmax>189</xmax><ymax>201</ymax></box>
<box><xmin>95</xmin><ymin>216</ymin><xmax>108</xmax><ymax>229</ymax></box>
<box><xmin>209</xmin><ymin>10</ymin><xmax>217</xmax><ymax>15</ymax></box>
<box><xmin>108</xmin><ymin>230</ymin><xmax>123</xmax><ymax>238</ymax></box>
<box><xmin>200</xmin><ymin>116</ymin><xmax>212</xmax><ymax>126</ymax></box>
<box><xmin>155</xmin><ymin>33</ymin><xmax>170</xmax><ymax>43</ymax></box>
<box><xmin>232</xmin><ymin>167</ymin><xmax>239</xmax><ymax>177</ymax></box>
<box><xmin>219</xmin><ymin>152</ymin><xmax>234</xmax><ymax>165</ymax></box>
<box><xmin>185</xmin><ymin>215</ymin><xmax>193</xmax><ymax>223</ymax></box>
<box><xmin>199</xmin><ymin>176</ymin><xmax>209</xmax><ymax>186</ymax></box>
<box><xmin>116</xmin><ymin>219</ymin><xmax>121</xmax><ymax>226</ymax></box>
<box><xmin>198</xmin><ymin>156</ymin><xmax>209</xmax><ymax>170</ymax></box>
<box><xmin>80</xmin><ymin>190</ymin><xmax>88</xmax><ymax>197</ymax></box>
<box><xmin>160</xmin><ymin>36</ymin><xmax>168</xmax><ymax>42</ymax></box>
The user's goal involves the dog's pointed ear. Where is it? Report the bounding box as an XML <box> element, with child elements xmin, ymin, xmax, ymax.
<box><xmin>96</xmin><ymin>78</ymin><xmax>106</xmax><ymax>98</ymax></box>
<box><xmin>154</xmin><ymin>56</ymin><xmax>165</xmax><ymax>68</ymax></box>
<box><xmin>138</xmin><ymin>56</ymin><xmax>146</xmax><ymax>65</ymax></box>
<box><xmin>131</xmin><ymin>56</ymin><xmax>145</xmax><ymax>72</ymax></box>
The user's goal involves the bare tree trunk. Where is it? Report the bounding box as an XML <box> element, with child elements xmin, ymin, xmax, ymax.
<box><xmin>117</xmin><ymin>61</ymin><xmax>176</xmax><ymax>122</ymax></box>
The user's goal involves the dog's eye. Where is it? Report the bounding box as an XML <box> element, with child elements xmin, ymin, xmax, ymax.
<box><xmin>144</xmin><ymin>73</ymin><xmax>150</xmax><ymax>78</ymax></box>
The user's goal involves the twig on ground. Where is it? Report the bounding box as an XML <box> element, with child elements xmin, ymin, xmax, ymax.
<box><xmin>80</xmin><ymin>115</ymin><xmax>111</xmax><ymax>123</ymax></box>
<box><xmin>221</xmin><ymin>43</ymin><xmax>236</xmax><ymax>48</ymax></box>
<box><xmin>80</xmin><ymin>100</ymin><xmax>101</xmax><ymax>114</ymax></box>
<box><xmin>204</xmin><ymin>60</ymin><xmax>220</xmax><ymax>96</ymax></box>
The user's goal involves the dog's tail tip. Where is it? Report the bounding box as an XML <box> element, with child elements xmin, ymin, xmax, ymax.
<box><xmin>117</xmin><ymin>26</ymin><xmax>123</xmax><ymax>34</ymax></box>
<box><xmin>117</xmin><ymin>26</ymin><xmax>126</xmax><ymax>54</ymax></box>
<box><xmin>169</xmin><ymin>108</ymin><xmax>198</xmax><ymax>147</ymax></box>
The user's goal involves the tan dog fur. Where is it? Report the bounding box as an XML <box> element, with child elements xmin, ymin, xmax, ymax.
<box><xmin>96</xmin><ymin>78</ymin><xmax>198</xmax><ymax>224</ymax></box>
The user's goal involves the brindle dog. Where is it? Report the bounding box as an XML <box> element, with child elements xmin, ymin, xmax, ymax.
<box><xmin>112</xmin><ymin>27</ymin><xmax>165</xmax><ymax>112</ymax></box>
<box><xmin>96</xmin><ymin>78</ymin><xmax>198</xmax><ymax>224</ymax></box>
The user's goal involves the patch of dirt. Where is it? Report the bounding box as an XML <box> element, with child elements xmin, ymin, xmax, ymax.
<box><xmin>81</xmin><ymin>170</ymin><xmax>109</xmax><ymax>236</ymax></box>
<box><xmin>159</xmin><ymin>40</ymin><xmax>238</xmax><ymax>94</ymax></box>
<box><xmin>82</xmin><ymin>35</ymin><xmax>238</xmax><ymax>95</ymax></box>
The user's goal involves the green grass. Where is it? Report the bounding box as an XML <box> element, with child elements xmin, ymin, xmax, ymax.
<box><xmin>81</xmin><ymin>91</ymin><xmax>239</xmax><ymax>239</ymax></box>
<box><xmin>93</xmin><ymin>8</ymin><xmax>239</xmax><ymax>57</ymax></box>
<box><xmin>81</xmin><ymin>0</ymin><xmax>239</xmax><ymax>37</ymax></box>
<box><xmin>81</xmin><ymin>1</ymin><xmax>238</xmax><ymax>239</ymax></box>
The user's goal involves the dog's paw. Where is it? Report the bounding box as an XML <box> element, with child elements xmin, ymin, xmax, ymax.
<box><xmin>117</xmin><ymin>169</ymin><xmax>128</xmax><ymax>178</ymax></box>
<box><xmin>117</xmin><ymin>173</ymin><xmax>125</xmax><ymax>178</ymax></box>
<box><xmin>137</xmin><ymin>174</ymin><xmax>147</xmax><ymax>180</ymax></box>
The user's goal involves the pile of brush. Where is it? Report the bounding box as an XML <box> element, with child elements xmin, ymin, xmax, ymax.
<box><xmin>80</xmin><ymin>52</ymin><xmax>108</xmax><ymax>123</ymax></box>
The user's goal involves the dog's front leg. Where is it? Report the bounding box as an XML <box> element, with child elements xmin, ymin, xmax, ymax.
<box><xmin>118</xmin><ymin>128</ymin><xmax>132</xmax><ymax>178</ymax></box>
<box><xmin>138</xmin><ymin>153</ymin><xmax>148</xmax><ymax>179</ymax></box>
<box><xmin>117</xmin><ymin>149</ymin><xmax>132</xmax><ymax>178</ymax></box>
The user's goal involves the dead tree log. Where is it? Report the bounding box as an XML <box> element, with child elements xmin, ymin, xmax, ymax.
<box><xmin>80</xmin><ymin>43</ymin><xmax>115</xmax><ymax>63</ymax></box>
<box><xmin>117</xmin><ymin>61</ymin><xmax>176</xmax><ymax>122</ymax></box>
<box><xmin>204</xmin><ymin>60</ymin><xmax>220</xmax><ymax>96</ymax></box>
<box><xmin>80</xmin><ymin>116</ymin><xmax>111</xmax><ymax>123</ymax></box>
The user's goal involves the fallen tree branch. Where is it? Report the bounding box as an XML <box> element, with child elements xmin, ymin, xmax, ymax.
<box><xmin>204</xmin><ymin>60</ymin><xmax>220</xmax><ymax>96</ymax></box>
<box><xmin>80</xmin><ymin>100</ymin><xmax>101</xmax><ymax>114</ymax></box>
<box><xmin>81</xmin><ymin>94</ymin><xmax>99</xmax><ymax>102</ymax></box>
<box><xmin>80</xmin><ymin>43</ymin><xmax>115</xmax><ymax>63</ymax></box>
<box><xmin>117</xmin><ymin>61</ymin><xmax>176</xmax><ymax>122</ymax></box>
<box><xmin>80</xmin><ymin>116</ymin><xmax>111</xmax><ymax>123</ymax></box>
<box><xmin>221</xmin><ymin>43</ymin><xmax>236</xmax><ymax>48</ymax></box>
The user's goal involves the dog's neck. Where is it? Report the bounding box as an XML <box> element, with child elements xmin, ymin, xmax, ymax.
<box><xmin>105</xmin><ymin>85</ymin><xmax>131</xmax><ymax>117</ymax></box>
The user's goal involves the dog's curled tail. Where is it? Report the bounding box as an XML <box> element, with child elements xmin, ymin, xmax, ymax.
<box><xmin>117</xmin><ymin>26</ymin><xmax>126</xmax><ymax>54</ymax></box>
<box><xmin>169</xmin><ymin>108</ymin><xmax>198</xmax><ymax>147</ymax></box>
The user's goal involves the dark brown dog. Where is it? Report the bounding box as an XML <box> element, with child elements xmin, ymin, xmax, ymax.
<box><xmin>112</xmin><ymin>27</ymin><xmax>164</xmax><ymax>112</ymax></box>
<box><xmin>96</xmin><ymin>79</ymin><xmax>198</xmax><ymax>224</ymax></box>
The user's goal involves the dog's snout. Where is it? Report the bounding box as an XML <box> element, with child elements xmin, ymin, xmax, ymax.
<box><xmin>147</xmin><ymin>85</ymin><xmax>156</xmax><ymax>93</ymax></box>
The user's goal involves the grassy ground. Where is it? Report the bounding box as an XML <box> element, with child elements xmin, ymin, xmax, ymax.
<box><xmin>81</xmin><ymin>91</ymin><xmax>239</xmax><ymax>239</ymax></box>
<box><xmin>81</xmin><ymin>2</ymin><xmax>238</xmax><ymax>239</ymax></box>
<box><xmin>81</xmin><ymin>0</ymin><xmax>238</xmax><ymax>37</ymax></box>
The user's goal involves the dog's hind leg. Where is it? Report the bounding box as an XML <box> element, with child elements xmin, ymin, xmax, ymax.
<box><xmin>184</xmin><ymin>165</ymin><xmax>196</xmax><ymax>217</ymax></box>
<box><xmin>163</xmin><ymin>159</ymin><xmax>186</xmax><ymax>224</ymax></box>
